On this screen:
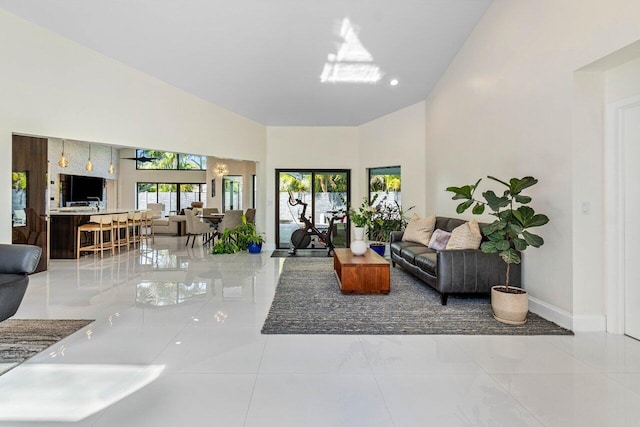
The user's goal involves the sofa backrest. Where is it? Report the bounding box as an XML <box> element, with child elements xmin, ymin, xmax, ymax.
<box><xmin>435</xmin><ymin>216</ymin><xmax>490</xmax><ymax>240</ymax></box>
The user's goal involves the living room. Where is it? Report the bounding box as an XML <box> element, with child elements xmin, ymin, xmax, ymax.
<box><xmin>3</xmin><ymin>0</ymin><xmax>640</xmax><ymax>425</ymax></box>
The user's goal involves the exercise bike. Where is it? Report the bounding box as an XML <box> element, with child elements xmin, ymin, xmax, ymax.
<box><xmin>287</xmin><ymin>190</ymin><xmax>344</xmax><ymax>256</ymax></box>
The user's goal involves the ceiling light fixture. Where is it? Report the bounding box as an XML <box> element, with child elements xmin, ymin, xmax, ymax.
<box><xmin>390</xmin><ymin>79</ymin><xmax>399</xmax><ymax>86</ymax></box>
<box><xmin>108</xmin><ymin>147</ymin><xmax>115</xmax><ymax>174</ymax></box>
<box><xmin>85</xmin><ymin>145</ymin><xmax>94</xmax><ymax>171</ymax></box>
<box><xmin>214</xmin><ymin>162</ymin><xmax>228</xmax><ymax>177</ymax></box>
<box><xmin>58</xmin><ymin>140</ymin><xmax>69</xmax><ymax>168</ymax></box>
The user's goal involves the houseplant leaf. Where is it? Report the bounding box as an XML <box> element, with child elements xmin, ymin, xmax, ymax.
<box><xmin>522</xmin><ymin>231</ymin><xmax>544</xmax><ymax>247</ymax></box>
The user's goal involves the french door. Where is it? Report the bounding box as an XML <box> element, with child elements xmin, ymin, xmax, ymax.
<box><xmin>276</xmin><ymin>169</ymin><xmax>350</xmax><ymax>249</ymax></box>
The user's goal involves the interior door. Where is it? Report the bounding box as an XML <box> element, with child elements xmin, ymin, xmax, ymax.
<box><xmin>624</xmin><ymin>103</ymin><xmax>640</xmax><ymax>339</ymax></box>
<box><xmin>12</xmin><ymin>134</ymin><xmax>48</xmax><ymax>272</ymax></box>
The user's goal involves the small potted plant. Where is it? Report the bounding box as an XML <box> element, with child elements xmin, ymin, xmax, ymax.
<box><xmin>246</xmin><ymin>231</ymin><xmax>265</xmax><ymax>254</ymax></box>
<box><xmin>347</xmin><ymin>198</ymin><xmax>373</xmax><ymax>255</ymax></box>
<box><xmin>212</xmin><ymin>215</ymin><xmax>265</xmax><ymax>254</ymax></box>
<box><xmin>446</xmin><ymin>176</ymin><xmax>549</xmax><ymax>325</ymax></box>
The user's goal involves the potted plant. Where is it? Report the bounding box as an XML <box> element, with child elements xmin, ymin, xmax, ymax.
<box><xmin>212</xmin><ymin>215</ymin><xmax>265</xmax><ymax>254</ymax></box>
<box><xmin>347</xmin><ymin>198</ymin><xmax>372</xmax><ymax>255</ymax></box>
<box><xmin>446</xmin><ymin>176</ymin><xmax>549</xmax><ymax>325</ymax></box>
<box><xmin>366</xmin><ymin>194</ymin><xmax>413</xmax><ymax>256</ymax></box>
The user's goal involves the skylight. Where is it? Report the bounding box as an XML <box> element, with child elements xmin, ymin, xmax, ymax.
<box><xmin>320</xmin><ymin>18</ymin><xmax>383</xmax><ymax>84</ymax></box>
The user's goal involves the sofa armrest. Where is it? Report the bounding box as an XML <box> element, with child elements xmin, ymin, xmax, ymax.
<box><xmin>0</xmin><ymin>244</ymin><xmax>42</xmax><ymax>275</ymax></box>
<box><xmin>390</xmin><ymin>231</ymin><xmax>404</xmax><ymax>243</ymax></box>
<box><xmin>436</xmin><ymin>249</ymin><xmax>521</xmax><ymax>293</ymax></box>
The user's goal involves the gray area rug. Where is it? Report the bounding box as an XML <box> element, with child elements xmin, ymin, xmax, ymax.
<box><xmin>271</xmin><ymin>249</ymin><xmax>333</xmax><ymax>258</ymax></box>
<box><xmin>0</xmin><ymin>319</ymin><xmax>94</xmax><ymax>375</ymax></box>
<box><xmin>262</xmin><ymin>258</ymin><xmax>572</xmax><ymax>335</ymax></box>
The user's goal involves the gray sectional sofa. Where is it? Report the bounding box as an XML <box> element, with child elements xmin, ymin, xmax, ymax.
<box><xmin>390</xmin><ymin>216</ymin><xmax>521</xmax><ymax>305</ymax></box>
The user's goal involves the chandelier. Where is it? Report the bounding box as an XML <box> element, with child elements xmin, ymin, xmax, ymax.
<box><xmin>214</xmin><ymin>162</ymin><xmax>228</xmax><ymax>177</ymax></box>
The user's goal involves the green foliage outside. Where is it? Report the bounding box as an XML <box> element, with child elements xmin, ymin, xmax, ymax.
<box><xmin>136</xmin><ymin>150</ymin><xmax>206</xmax><ymax>170</ymax></box>
<box><xmin>369</xmin><ymin>174</ymin><xmax>401</xmax><ymax>192</ymax></box>
<box><xmin>12</xmin><ymin>172</ymin><xmax>26</xmax><ymax>191</ymax></box>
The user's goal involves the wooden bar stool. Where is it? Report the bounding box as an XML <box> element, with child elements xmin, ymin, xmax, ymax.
<box><xmin>128</xmin><ymin>211</ymin><xmax>143</xmax><ymax>248</ymax></box>
<box><xmin>141</xmin><ymin>210</ymin><xmax>155</xmax><ymax>244</ymax></box>
<box><xmin>112</xmin><ymin>213</ymin><xmax>130</xmax><ymax>253</ymax></box>
<box><xmin>77</xmin><ymin>214</ymin><xmax>114</xmax><ymax>258</ymax></box>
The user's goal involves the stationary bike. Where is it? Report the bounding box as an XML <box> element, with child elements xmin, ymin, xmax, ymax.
<box><xmin>288</xmin><ymin>190</ymin><xmax>344</xmax><ymax>256</ymax></box>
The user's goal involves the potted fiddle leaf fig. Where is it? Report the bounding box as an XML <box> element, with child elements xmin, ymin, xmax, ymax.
<box><xmin>446</xmin><ymin>176</ymin><xmax>549</xmax><ymax>325</ymax></box>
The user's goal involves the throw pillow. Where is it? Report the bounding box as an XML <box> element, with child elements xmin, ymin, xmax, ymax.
<box><xmin>446</xmin><ymin>220</ymin><xmax>482</xmax><ymax>250</ymax></box>
<box><xmin>428</xmin><ymin>229</ymin><xmax>452</xmax><ymax>250</ymax></box>
<box><xmin>402</xmin><ymin>214</ymin><xmax>436</xmax><ymax>246</ymax></box>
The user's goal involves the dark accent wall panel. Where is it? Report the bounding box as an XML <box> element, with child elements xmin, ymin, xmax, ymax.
<box><xmin>12</xmin><ymin>134</ymin><xmax>48</xmax><ymax>272</ymax></box>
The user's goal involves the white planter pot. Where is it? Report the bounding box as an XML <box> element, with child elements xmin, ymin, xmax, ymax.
<box><xmin>491</xmin><ymin>285</ymin><xmax>528</xmax><ymax>325</ymax></box>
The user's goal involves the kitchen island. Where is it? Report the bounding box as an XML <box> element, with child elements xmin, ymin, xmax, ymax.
<box><xmin>50</xmin><ymin>209</ymin><xmax>134</xmax><ymax>259</ymax></box>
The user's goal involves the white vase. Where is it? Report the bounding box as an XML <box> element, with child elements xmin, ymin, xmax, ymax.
<box><xmin>350</xmin><ymin>226</ymin><xmax>367</xmax><ymax>256</ymax></box>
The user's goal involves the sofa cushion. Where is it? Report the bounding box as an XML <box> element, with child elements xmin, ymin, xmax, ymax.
<box><xmin>428</xmin><ymin>229</ymin><xmax>452</xmax><ymax>250</ymax></box>
<box><xmin>415</xmin><ymin>253</ymin><xmax>437</xmax><ymax>274</ymax></box>
<box><xmin>401</xmin><ymin>245</ymin><xmax>434</xmax><ymax>264</ymax></box>
<box><xmin>402</xmin><ymin>214</ymin><xmax>436</xmax><ymax>246</ymax></box>
<box><xmin>446</xmin><ymin>220</ymin><xmax>482</xmax><ymax>250</ymax></box>
<box><xmin>390</xmin><ymin>240</ymin><xmax>418</xmax><ymax>254</ymax></box>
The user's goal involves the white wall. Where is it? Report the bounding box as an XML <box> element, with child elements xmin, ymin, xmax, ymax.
<box><xmin>606</xmin><ymin>57</ymin><xmax>640</xmax><ymax>103</ymax></box>
<box><xmin>1</xmin><ymin>9</ymin><xmax>266</xmax><ymax>242</ymax></box>
<box><xmin>359</xmin><ymin>102</ymin><xmax>427</xmax><ymax>217</ymax></box>
<box><xmin>205</xmin><ymin>157</ymin><xmax>256</xmax><ymax>212</ymax></box>
<box><xmin>421</xmin><ymin>0</ymin><xmax>640</xmax><ymax>323</ymax></box>
<box><xmin>265</xmin><ymin>127</ymin><xmax>359</xmax><ymax>246</ymax></box>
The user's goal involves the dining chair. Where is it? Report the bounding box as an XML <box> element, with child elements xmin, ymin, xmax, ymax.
<box><xmin>184</xmin><ymin>209</ymin><xmax>214</xmax><ymax>248</ymax></box>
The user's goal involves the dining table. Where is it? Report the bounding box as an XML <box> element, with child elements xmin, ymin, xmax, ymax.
<box><xmin>197</xmin><ymin>213</ymin><xmax>225</xmax><ymax>245</ymax></box>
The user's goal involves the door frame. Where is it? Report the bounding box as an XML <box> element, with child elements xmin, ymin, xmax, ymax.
<box><xmin>275</xmin><ymin>169</ymin><xmax>351</xmax><ymax>249</ymax></box>
<box><xmin>605</xmin><ymin>94</ymin><xmax>640</xmax><ymax>334</ymax></box>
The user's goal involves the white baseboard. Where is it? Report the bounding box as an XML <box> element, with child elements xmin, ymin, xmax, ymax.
<box><xmin>528</xmin><ymin>296</ymin><xmax>573</xmax><ymax>330</ymax></box>
<box><xmin>528</xmin><ymin>297</ymin><xmax>606</xmax><ymax>331</ymax></box>
<box><xmin>572</xmin><ymin>315</ymin><xmax>607</xmax><ymax>331</ymax></box>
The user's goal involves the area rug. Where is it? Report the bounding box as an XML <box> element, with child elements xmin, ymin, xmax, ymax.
<box><xmin>261</xmin><ymin>258</ymin><xmax>572</xmax><ymax>335</ymax></box>
<box><xmin>0</xmin><ymin>319</ymin><xmax>94</xmax><ymax>375</ymax></box>
<box><xmin>271</xmin><ymin>249</ymin><xmax>333</xmax><ymax>258</ymax></box>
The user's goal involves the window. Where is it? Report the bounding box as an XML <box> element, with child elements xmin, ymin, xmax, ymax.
<box><xmin>135</xmin><ymin>150</ymin><xmax>207</xmax><ymax>170</ymax></box>
<box><xmin>137</xmin><ymin>182</ymin><xmax>207</xmax><ymax>216</ymax></box>
<box><xmin>369</xmin><ymin>166</ymin><xmax>401</xmax><ymax>209</ymax></box>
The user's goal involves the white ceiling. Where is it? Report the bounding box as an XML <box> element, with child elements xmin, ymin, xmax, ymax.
<box><xmin>0</xmin><ymin>0</ymin><xmax>491</xmax><ymax>126</ymax></box>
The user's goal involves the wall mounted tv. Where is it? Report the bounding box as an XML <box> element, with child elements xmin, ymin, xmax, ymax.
<box><xmin>59</xmin><ymin>174</ymin><xmax>105</xmax><ymax>205</ymax></box>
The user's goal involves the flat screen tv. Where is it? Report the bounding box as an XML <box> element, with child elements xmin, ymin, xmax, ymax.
<box><xmin>60</xmin><ymin>174</ymin><xmax>104</xmax><ymax>205</ymax></box>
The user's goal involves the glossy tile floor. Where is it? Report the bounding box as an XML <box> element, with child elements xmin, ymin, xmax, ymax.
<box><xmin>2</xmin><ymin>237</ymin><xmax>640</xmax><ymax>426</ymax></box>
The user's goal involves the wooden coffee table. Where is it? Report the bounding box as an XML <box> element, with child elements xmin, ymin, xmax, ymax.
<box><xmin>333</xmin><ymin>248</ymin><xmax>390</xmax><ymax>294</ymax></box>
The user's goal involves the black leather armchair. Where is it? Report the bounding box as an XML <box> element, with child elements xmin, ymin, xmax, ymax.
<box><xmin>390</xmin><ymin>217</ymin><xmax>521</xmax><ymax>305</ymax></box>
<box><xmin>0</xmin><ymin>244</ymin><xmax>42</xmax><ymax>322</ymax></box>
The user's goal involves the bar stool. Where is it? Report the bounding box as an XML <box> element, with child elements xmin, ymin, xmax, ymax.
<box><xmin>128</xmin><ymin>211</ymin><xmax>143</xmax><ymax>248</ymax></box>
<box><xmin>141</xmin><ymin>210</ymin><xmax>155</xmax><ymax>244</ymax></box>
<box><xmin>77</xmin><ymin>214</ymin><xmax>115</xmax><ymax>258</ymax></box>
<box><xmin>112</xmin><ymin>213</ymin><xmax>130</xmax><ymax>253</ymax></box>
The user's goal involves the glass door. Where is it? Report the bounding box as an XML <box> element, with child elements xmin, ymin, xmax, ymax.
<box><xmin>276</xmin><ymin>170</ymin><xmax>349</xmax><ymax>249</ymax></box>
<box><xmin>223</xmin><ymin>176</ymin><xmax>242</xmax><ymax>212</ymax></box>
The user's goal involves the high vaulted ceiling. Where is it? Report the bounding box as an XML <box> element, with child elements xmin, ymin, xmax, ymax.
<box><xmin>0</xmin><ymin>0</ymin><xmax>491</xmax><ymax>126</ymax></box>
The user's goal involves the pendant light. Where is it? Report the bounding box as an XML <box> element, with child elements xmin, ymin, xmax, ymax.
<box><xmin>214</xmin><ymin>162</ymin><xmax>228</xmax><ymax>177</ymax></box>
<box><xmin>58</xmin><ymin>140</ymin><xmax>69</xmax><ymax>168</ymax></box>
<box><xmin>108</xmin><ymin>147</ymin><xmax>115</xmax><ymax>174</ymax></box>
<box><xmin>85</xmin><ymin>144</ymin><xmax>94</xmax><ymax>171</ymax></box>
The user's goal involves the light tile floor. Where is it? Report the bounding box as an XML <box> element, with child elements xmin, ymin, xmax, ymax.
<box><xmin>1</xmin><ymin>236</ymin><xmax>640</xmax><ymax>426</ymax></box>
